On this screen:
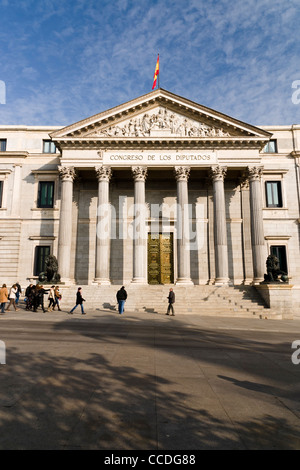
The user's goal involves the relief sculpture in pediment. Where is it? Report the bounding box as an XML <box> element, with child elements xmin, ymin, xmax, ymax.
<box><xmin>87</xmin><ymin>108</ymin><xmax>231</xmax><ymax>138</ymax></box>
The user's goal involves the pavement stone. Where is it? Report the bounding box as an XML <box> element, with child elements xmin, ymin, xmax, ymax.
<box><xmin>0</xmin><ymin>306</ymin><xmax>300</xmax><ymax>450</ymax></box>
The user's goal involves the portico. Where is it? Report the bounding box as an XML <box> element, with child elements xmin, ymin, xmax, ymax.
<box><xmin>50</xmin><ymin>88</ymin><xmax>272</xmax><ymax>286</ymax></box>
<box><xmin>53</xmin><ymin>162</ymin><xmax>267</xmax><ymax>287</ymax></box>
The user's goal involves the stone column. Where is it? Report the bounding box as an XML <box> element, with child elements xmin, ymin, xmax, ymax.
<box><xmin>210</xmin><ymin>165</ymin><xmax>229</xmax><ymax>285</ymax></box>
<box><xmin>247</xmin><ymin>166</ymin><xmax>265</xmax><ymax>283</ymax></box>
<box><xmin>95</xmin><ymin>166</ymin><xmax>112</xmax><ymax>285</ymax></box>
<box><xmin>239</xmin><ymin>176</ymin><xmax>253</xmax><ymax>285</ymax></box>
<box><xmin>174</xmin><ymin>166</ymin><xmax>193</xmax><ymax>285</ymax></box>
<box><xmin>132</xmin><ymin>166</ymin><xmax>148</xmax><ymax>284</ymax></box>
<box><xmin>57</xmin><ymin>166</ymin><xmax>76</xmax><ymax>283</ymax></box>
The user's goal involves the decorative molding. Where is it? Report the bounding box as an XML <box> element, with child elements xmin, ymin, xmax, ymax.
<box><xmin>247</xmin><ymin>166</ymin><xmax>263</xmax><ymax>181</ymax></box>
<box><xmin>29</xmin><ymin>236</ymin><xmax>56</xmax><ymax>240</ymax></box>
<box><xmin>264</xmin><ymin>235</ymin><xmax>291</xmax><ymax>240</ymax></box>
<box><xmin>85</xmin><ymin>107</ymin><xmax>232</xmax><ymax>139</ymax></box>
<box><xmin>58</xmin><ymin>165</ymin><xmax>76</xmax><ymax>182</ymax></box>
<box><xmin>209</xmin><ymin>165</ymin><xmax>227</xmax><ymax>182</ymax></box>
<box><xmin>95</xmin><ymin>166</ymin><xmax>112</xmax><ymax>182</ymax></box>
<box><xmin>97</xmin><ymin>150</ymin><xmax>104</xmax><ymax>160</ymax></box>
<box><xmin>132</xmin><ymin>166</ymin><xmax>148</xmax><ymax>181</ymax></box>
<box><xmin>31</xmin><ymin>170</ymin><xmax>59</xmax><ymax>175</ymax></box>
<box><xmin>174</xmin><ymin>166</ymin><xmax>190</xmax><ymax>182</ymax></box>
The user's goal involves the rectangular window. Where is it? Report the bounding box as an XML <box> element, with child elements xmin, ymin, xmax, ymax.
<box><xmin>34</xmin><ymin>245</ymin><xmax>50</xmax><ymax>276</ymax></box>
<box><xmin>270</xmin><ymin>246</ymin><xmax>288</xmax><ymax>274</ymax></box>
<box><xmin>265</xmin><ymin>181</ymin><xmax>282</xmax><ymax>208</ymax></box>
<box><xmin>0</xmin><ymin>181</ymin><xmax>3</xmax><ymax>207</ymax></box>
<box><xmin>0</xmin><ymin>139</ymin><xmax>7</xmax><ymax>151</ymax></box>
<box><xmin>43</xmin><ymin>140</ymin><xmax>56</xmax><ymax>153</ymax></box>
<box><xmin>263</xmin><ymin>139</ymin><xmax>277</xmax><ymax>153</ymax></box>
<box><xmin>37</xmin><ymin>181</ymin><xmax>54</xmax><ymax>208</ymax></box>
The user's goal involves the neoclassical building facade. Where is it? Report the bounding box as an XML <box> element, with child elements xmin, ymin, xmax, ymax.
<box><xmin>0</xmin><ymin>89</ymin><xmax>299</xmax><ymax>307</ymax></box>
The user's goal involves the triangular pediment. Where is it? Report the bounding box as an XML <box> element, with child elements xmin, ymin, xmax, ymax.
<box><xmin>50</xmin><ymin>88</ymin><xmax>271</xmax><ymax>144</ymax></box>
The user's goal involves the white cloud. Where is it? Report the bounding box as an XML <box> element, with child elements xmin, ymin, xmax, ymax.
<box><xmin>0</xmin><ymin>0</ymin><xmax>299</xmax><ymax>125</ymax></box>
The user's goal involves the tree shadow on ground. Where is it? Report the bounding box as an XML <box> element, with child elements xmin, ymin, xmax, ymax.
<box><xmin>0</xmin><ymin>313</ymin><xmax>300</xmax><ymax>449</ymax></box>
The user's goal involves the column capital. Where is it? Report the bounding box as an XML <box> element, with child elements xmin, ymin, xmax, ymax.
<box><xmin>209</xmin><ymin>165</ymin><xmax>227</xmax><ymax>182</ymax></box>
<box><xmin>174</xmin><ymin>166</ymin><xmax>190</xmax><ymax>182</ymax></box>
<box><xmin>132</xmin><ymin>166</ymin><xmax>147</xmax><ymax>182</ymax></box>
<box><xmin>95</xmin><ymin>165</ymin><xmax>112</xmax><ymax>182</ymax></box>
<box><xmin>247</xmin><ymin>166</ymin><xmax>264</xmax><ymax>182</ymax></box>
<box><xmin>58</xmin><ymin>166</ymin><xmax>76</xmax><ymax>182</ymax></box>
<box><xmin>239</xmin><ymin>171</ymin><xmax>250</xmax><ymax>190</ymax></box>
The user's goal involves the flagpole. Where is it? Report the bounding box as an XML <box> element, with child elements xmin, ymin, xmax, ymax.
<box><xmin>157</xmin><ymin>53</ymin><xmax>160</xmax><ymax>88</ymax></box>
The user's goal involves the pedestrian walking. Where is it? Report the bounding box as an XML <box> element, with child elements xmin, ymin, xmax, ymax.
<box><xmin>0</xmin><ymin>284</ymin><xmax>8</xmax><ymax>313</ymax></box>
<box><xmin>166</xmin><ymin>288</ymin><xmax>175</xmax><ymax>316</ymax></box>
<box><xmin>15</xmin><ymin>282</ymin><xmax>22</xmax><ymax>305</ymax></box>
<box><xmin>53</xmin><ymin>286</ymin><xmax>62</xmax><ymax>311</ymax></box>
<box><xmin>116</xmin><ymin>286</ymin><xmax>127</xmax><ymax>314</ymax></box>
<box><xmin>47</xmin><ymin>285</ymin><xmax>56</xmax><ymax>311</ymax></box>
<box><xmin>25</xmin><ymin>284</ymin><xmax>35</xmax><ymax>310</ymax></box>
<box><xmin>6</xmin><ymin>284</ymin><xmax>19</xmax><ymax>311</ymax></box>
<box><xmin>69</xmin><ymin>287</ymin><xmax>86</xmax><ymax>314</ymax></box>
<box><xmin>33</xmin><ymin>284</ymin><xmax>49</xmax><ymax>312</ymax></box>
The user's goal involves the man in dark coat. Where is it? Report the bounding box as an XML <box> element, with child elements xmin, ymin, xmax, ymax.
<box><xmin>33</xmin><ymin>285</ymin><xmax>49</xmax><ymax>312</ymax></box>
<box><xmin>166</xmin><ymin>288</ymin><xmax>175</xmax><ymax>316</ymax></box>
<box><xmin>116</xmin><ymin>286</ymin><xmax>127</xmax><ymax>314</ymax></box>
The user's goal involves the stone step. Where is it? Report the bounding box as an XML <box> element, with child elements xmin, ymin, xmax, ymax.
<box><xmin>37</xmin><ymin>284</ymin><xmax>274</xmax><ymax>318</ymax></box>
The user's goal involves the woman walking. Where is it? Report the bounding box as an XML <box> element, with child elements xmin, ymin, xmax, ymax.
<box><xmin>53</xmin><ymin>286</ymin><xmax>62</xmax><ymax>311</ymax></box>
<box><xmin>0</xmin><ymin>284</ymin><xmax>8</xmax><ymax>313</ymax></box>
<box><xmin>69</xmin><ymin>287</ymin><xmax>86</xmax><ymax>315</ymax></box>
<box><xmin>6</xmin><ymin>284</ymin><xmax>19</xmax><ymax>311</ymax></box>
<box><xmin>47</xmin><ymin>285</ymin><xmax>56</xmax><ymax>311</ymax></box>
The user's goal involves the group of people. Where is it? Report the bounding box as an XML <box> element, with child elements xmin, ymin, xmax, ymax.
<box><xmin>0</xmin><ymin>282</ymin><xmax>62</xmax><ymax>314</ymax></box>
<box><xmin>0</xmin><ymin>282</ymin><xmax>176</xmax><ymax>316</ymax></box>
<box><xmin>25</xmin><ymin>284</ymin><xmax>62</xmax><ymax>312</ymax></box>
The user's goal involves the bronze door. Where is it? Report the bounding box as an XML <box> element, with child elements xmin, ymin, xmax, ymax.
<box><xmin>148</xmin><ymin>233</ymin><xmax>174</xmax><ymax>284</ymax></box>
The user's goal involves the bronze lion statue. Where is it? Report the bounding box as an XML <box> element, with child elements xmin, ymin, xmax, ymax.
<box><xmin>38</xmin><ymin>255</ymin><xmax>61</xmax><ymax>283</ymax></box>
<box><xmin>264</xmin><ymin>254</ymin><xmax>288</xmax><ymax>283</ymax></box>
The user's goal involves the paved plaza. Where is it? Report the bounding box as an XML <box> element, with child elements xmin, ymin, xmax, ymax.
<box><xmin>1</xmin><ymin>306</ymin><xmax>300</xmax><ymax>450</ymax></box>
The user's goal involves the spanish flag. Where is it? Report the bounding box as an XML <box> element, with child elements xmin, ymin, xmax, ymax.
<box><xmin>152</xmin><ymin>54</ymin><xmax>159</xmax><ymax>90</ymax></box>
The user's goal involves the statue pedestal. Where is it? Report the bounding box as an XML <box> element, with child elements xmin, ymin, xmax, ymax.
<box><xmin>255</xmin><ymin>283</ymin><xmax>294</xmax><ymax>318</ymax></box>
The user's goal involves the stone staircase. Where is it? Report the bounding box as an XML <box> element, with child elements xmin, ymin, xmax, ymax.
<box><xmin>57</xmin><ymin>284</ymin><xmax>285</xmax><ymax>319</ymax></box>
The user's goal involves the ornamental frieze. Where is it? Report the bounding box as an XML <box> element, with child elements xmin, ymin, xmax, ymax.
<box><xmin>85</xmin><ymin>108</ymin><xmax>231</xmax><ymax>139</ymax></box>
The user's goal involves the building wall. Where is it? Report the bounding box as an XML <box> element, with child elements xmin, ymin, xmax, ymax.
<box><xmin>0</xmin><ymin>124</ymin><xmax>299</xmax><ymax>292</ymax></box>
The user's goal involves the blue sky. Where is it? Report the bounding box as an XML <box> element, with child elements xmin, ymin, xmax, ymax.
<box><xmin>0</xmin><ymin>0</ymin><xmax>299</xmax><ymax>126</ymax></box>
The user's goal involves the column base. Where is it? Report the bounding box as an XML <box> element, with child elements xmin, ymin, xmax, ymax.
<box><xmin>251</xmin><ymin>278</ymin><xmax>264</xmax><ymax>285</ymax></box>
<box><xmin>175</xmin><ymin>278</ymin><xmax>194</xmax><ymax>285</ymax></box>
<box><xmin>94</xmin><ymin>278</ymin><xmax>111</xmax><ymax>286</ymax></box>
<box><xmin>131</xmin><ymin>278</ymin><xmax>148</xmax><ymax>285</ymax></box>
<box><xmin>214</xmin><ymin>277</ymin><xmax>230</xmax><ymax>286</ymax></box>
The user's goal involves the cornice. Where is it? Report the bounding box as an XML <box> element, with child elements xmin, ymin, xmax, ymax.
<box><xmin>0</xmin><ymin>151</ymin><xmax>29</xmax><ymax>158</ymax></box>
<box><xmin>54</xmin><ymin>137</ymin><xmax>267</xmax><ymax>152</ymax></box>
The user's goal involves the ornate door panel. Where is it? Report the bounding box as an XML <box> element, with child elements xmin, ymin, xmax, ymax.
<box><xmin>148</xmin><ymin>234</ymin><xmax>160</xmax><ymax>284</ymax></box>
<box><xmin>148</xmin><ymin>233</ymin><xmax>174</xmax><ymax>284</ymax></box>
<box><xmin>160</xmin><ymin>233</ymin><xmax>174</xmax><ymax>284</ymax></box>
